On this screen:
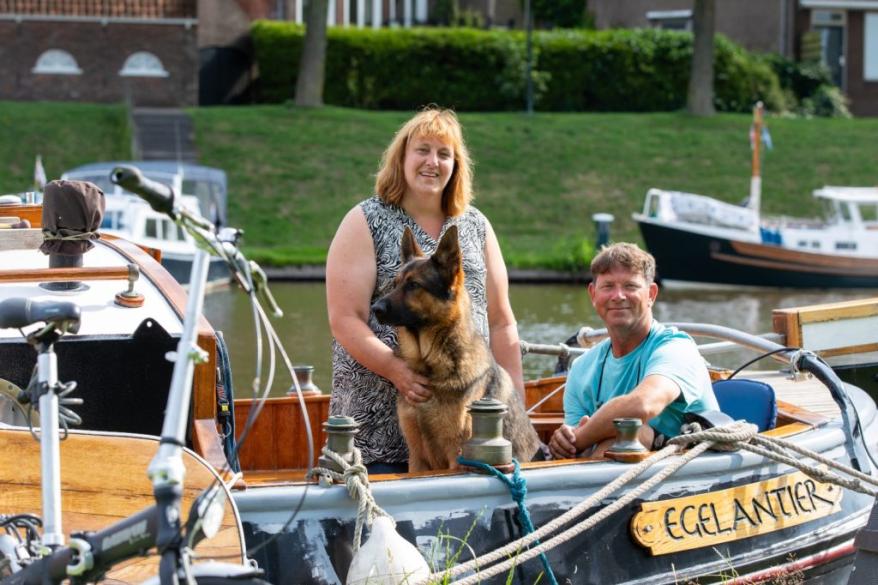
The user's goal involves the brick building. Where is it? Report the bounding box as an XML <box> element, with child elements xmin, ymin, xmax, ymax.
<box><xmin>0</xmin><ymin>0</ymin><xmax>198</xmax><ymax>107</ymax></box>
<box><xmin>589</xmin><ymin>0</ymin><xmax>878</xmax><ymax>116</ymax></box>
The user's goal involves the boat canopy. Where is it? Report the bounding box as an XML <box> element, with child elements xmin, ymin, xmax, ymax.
<box><xmin>813</xmin><ymin>186</ymin><xmax>878</xmax><ymax>204</ymax></box>
<box><xmin>62</xmin><ymin>161</ymin><xmax>228</xmax><ymax>225</ymax></box>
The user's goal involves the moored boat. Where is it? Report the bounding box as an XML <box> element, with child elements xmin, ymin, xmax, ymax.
<box><xmin>3</xmin><ymin>200</ymin><xmax>878</xmax><ymax>584</ymax></box>
<box><xmin>61</xmin><ymin>161</ymin><xmax>230</xmax><ymax>286</ymax></box>
<box><xmin>632</xmin><ymin>104</ymin><xmax>878</xmax><ymax>289</ymax></box>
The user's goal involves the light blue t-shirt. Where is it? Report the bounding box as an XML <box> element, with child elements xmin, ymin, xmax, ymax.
<box><xmin>563</xmin><ymin>321</ymin><xmax>718</xmax><ymax>438</ymax></box>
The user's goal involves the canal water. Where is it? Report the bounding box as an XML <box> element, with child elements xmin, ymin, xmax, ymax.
<box><xmin>203</xmin><ymin>283</ymin><xmax>877</xmax><ymax>399</ymax></box>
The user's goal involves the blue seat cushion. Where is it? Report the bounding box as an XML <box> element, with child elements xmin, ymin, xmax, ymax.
<box><xmin>711</xmin><ymin>379</ymin><xmax>778</xmax><ymax>432</ymax></box>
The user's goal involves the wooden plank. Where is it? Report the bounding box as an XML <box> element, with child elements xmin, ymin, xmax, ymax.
<box><xmin>0</xmin><ymin>228</ymin><xmax>42</xmax><ymax>250</ymax></box>
<box><xmin>0</xmin><ymin>427</ymin><xmax>244</xmax><ymax>582</ymax></box>
<box><xmin>0</xmin><ymin>266</ymin><xmax>130</xmax><ymax>283</ymax></box>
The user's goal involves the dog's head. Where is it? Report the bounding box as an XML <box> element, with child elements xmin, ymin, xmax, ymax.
<box><xmin>372</xmin><ymin>225</ymin><xmax>464</xmax><ymax>329</ymax></box>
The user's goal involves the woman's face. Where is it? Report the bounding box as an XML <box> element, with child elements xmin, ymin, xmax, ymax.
<box><xmin>403</xmin><ymin>135</ymin><xmax>455</xmax><ymax>199</ymax></box>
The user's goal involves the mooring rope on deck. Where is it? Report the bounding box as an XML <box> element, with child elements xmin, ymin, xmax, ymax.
<box><xmin>424</xmin><ymin>421</ymin><xmax>878</xmax><ymax>585</ymax></box>
<box><xmin>307</xmin><ymin>446</ymin><xmax>394</xmax><ymax>553</ymax></box>
<box><xmin>309</xmin><ymin>419</ymin><xmax>878</xmax><ymax>584</ymax></box>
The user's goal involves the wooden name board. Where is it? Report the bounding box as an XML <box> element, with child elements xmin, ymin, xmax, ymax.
<box><xmin>630</xmin><ymin>470</ymin><xmax>842</xmax><ymax>555</ymax></box>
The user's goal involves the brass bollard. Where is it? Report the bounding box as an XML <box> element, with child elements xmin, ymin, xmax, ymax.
<box><xmin>461</xmin><ymin>398</ymin><xmax>513</xmax><ymax>472</ymax></box>
<box><xmin>605</xmin><ymin>417</ymin><xmax>649</xmax><ymax>463</ymax></box>
<box><xmin>317</xmin><ymin>415</ymin><xmax>359</xmax><ymax>482</ymax></box>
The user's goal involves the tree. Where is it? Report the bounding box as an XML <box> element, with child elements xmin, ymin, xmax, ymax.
<box><xmin>687</xmin><ymin>0</ymin><xmax>715</xmax><ymax>116</ymax></box>
<box><xmin>295</xmin><ymin>0</ymin><xmax>328</xmax><ymax>107</ymax></box>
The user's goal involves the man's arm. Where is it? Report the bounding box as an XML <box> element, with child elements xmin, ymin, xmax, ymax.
<box><xmin>571</xmin><ymin>374</ymin><xmax>680</xmax><ymax>452</ymax></box>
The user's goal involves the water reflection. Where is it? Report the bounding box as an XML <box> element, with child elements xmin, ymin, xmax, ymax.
<box><xmin>203</xmin><ymin>282</ymin><xmax>878</xmax><ymax>398</ymax></box>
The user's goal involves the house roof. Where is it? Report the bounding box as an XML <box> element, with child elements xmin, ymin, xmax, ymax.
<box><xmin>0</xmin><ymin>0</ymin><xmax>196</xmax><ymax>19</ymax></box>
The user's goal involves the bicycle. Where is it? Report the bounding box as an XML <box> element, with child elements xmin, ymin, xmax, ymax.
<box><xmin>0</xmin><ymin>166</ymin><xmax>294</xmax><ymax>585</ymax></box>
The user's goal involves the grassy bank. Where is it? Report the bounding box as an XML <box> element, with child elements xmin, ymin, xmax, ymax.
<box><xmin>3</xmin><ymin>101</ymin><xmax>875</xmax><ymax>271</ymax></box>
<box><xmin>191</xmin><ymin>105</ymin><xmax>878</xmax><ymax>270</ymax></box>
<box><xmin>0</xmin><ymin>101</ymin><xmax>131</xmax><ymax>191</ymax></box>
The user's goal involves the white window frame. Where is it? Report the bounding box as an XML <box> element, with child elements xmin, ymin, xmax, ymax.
<box><xmin>866</xmin><ymin>13</ymin><xmax>878</xmax><ymax>80</ymax></box>
<box><xmin>119</xmin><ymin>52</ymin><xmax>169</xmax><ymax>78</ymax></box>
<box><xmin>32</xmin><ymin>49</ymin><xmax>82</xmax><ymax>75</ymax></box>
<box><xmin>646</xmin><ymin>9</ymin><xmax>693</xmax><ymax>31</ymax></box>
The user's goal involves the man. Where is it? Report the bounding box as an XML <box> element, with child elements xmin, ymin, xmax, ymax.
<box><xmin>548</xmin><ymin>243</ymin><xmax>718</xmax><ymax>459</ymax></box>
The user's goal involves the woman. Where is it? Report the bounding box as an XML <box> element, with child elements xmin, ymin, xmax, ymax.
<box><xmin>325</xmin><ymin>107</ymin><xmax>523</xmax><ymax>474</ymax></box>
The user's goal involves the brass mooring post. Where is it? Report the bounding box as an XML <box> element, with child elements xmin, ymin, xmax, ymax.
<box><xmin>317</xmin><ymin>415</ymin><xmax>359</xmax><ymax>484</ymax></box>
<box><xmin>605</xmin><ymin>417</ymin><xmax>650</xmax><ymax>463</ymax></box>
<box><xmin>462</xmin><ymin>398</ymin><xmax>514</xmax><ymax>473</ymax></box>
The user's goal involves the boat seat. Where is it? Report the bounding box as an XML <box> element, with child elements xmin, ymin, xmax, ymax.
<box><xmin>711</xmin><ymin>378</ymin><xmax>777</xmax><ymax>432</ymax></box>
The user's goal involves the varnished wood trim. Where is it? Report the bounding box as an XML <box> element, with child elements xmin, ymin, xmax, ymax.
<box><xmin>730</xmin><ymin>240</ymin><xmax>878</xmax><ymax>270</ymax></box>
<box><xmin>0</xmin><ymin>266</ymin><xmax>130</xmax><ymax>282</ymax></box>
<box><xmin>2</xmin><ymin>427</ymin><xmax>244</xmax><ymax>581</ymax></box>
<box><xmin>0</xmin><ymin>204</ymin><xmax>41</xmax><ymax>227</ymax></box>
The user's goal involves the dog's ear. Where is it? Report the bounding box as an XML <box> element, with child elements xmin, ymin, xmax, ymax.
<box><xmin>432</xmin><ymin>225</ymin><xmax>461</xmax><ymax>284</ymax></box>
<box><xmin>400</xmin><ymin>226</ymin><xmax>424</xmax><ymax>264</ymax></box>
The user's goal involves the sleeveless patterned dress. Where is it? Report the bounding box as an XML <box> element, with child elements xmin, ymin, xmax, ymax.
<box><xmin>330</xmin><ymin>196</ymin><xmax>490</xmax><ymax>464</ymax></box>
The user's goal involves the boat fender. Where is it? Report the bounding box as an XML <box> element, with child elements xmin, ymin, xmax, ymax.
<box><xmin>345</xmin><ymin>516</ymin><xmax>429</xmax><ymax>585</ymax></box>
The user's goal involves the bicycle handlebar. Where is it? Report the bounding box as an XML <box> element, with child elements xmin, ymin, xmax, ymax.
<box><xmin>0</xmin><ymin>299</ymin><xmax>80</xmax><ymax>333</ymax></box>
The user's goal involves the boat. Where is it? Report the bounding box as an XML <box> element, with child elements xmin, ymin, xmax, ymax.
<box><xmin>60</xmin><ymin>161</ymin><xmax>230</xmax><ymax>286</ymax></box>
<box><xmin>3</xmin><ymin>199</ymin><xmax>878</xmax><ymax>584</ymax></box>
<box><xmin>0</xmin><ymin>202</ymin><xmax>245</xmax><ymax>582</ymax></box>
<box><xmin>632</xmin><ymin>104</ymin><xmax>878</xmax><ymax>289</ymax></box>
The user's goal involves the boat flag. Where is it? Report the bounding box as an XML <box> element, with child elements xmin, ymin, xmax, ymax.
<box><xmin>749</xmin><ymin>125</ymin><xmax>773</xmax><ymax>151</ymax></box>
<box><xmin>34</xmin><ymin>154</ymin><xmax>47</xmax><ymax>191</ymax></box>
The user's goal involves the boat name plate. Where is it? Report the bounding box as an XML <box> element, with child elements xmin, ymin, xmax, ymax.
<box><xmin>630</xmin><ymin>470</ymin><xmax>842</xmax><ymax>555</ymax></box>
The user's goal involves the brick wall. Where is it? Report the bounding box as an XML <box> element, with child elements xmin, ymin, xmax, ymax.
<box><xmin>0</xmin><ymin>19</ymin><xmax>197</xmax><ymax>106</ymax></box>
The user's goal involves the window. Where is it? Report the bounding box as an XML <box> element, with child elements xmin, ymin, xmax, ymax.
<box><xmin>646</xmin><ymin>10</ymin><xmax>692</xmax><ymax>31</ymax></box>
<box><xmin>836</xmin><ymin>241</ymin><xmax>857</xmax><ymax>250</ymax></box>
<box><xmin>145</xmin><ymin>218</ymin><xmax>159</xmax><ymax>239</ymax></box>
<box><xmin>32</xmin><ymin>50</ymin><xmax>82</xmax><ymax>75</ymax></box>
<box><xmin>866</xmin><ymin>13</ymin><xmax>878</xmax><ymax>81</ymax></box>
<box><xmin>119</xmin><ymin>52</ymin><xmax>169</xmax><ymax>78</ymax></box>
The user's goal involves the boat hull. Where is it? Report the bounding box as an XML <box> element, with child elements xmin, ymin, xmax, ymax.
<box><xmin>234</xmin><ymin>386</ymin><xmax>878</xmax><ymax>585</ymax></box>
<box><xmin>637</xmin><ymin>218</ymin><xmax>878</xmax><ymax>288</ymax></box>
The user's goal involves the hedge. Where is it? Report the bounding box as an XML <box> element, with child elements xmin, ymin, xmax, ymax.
<box><xmin>251</xmin><ymin>22</ymin><xmax>786</xmax><ymax>113</ymax></box>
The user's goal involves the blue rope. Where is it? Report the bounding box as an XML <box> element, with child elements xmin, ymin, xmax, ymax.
<box><xmin>457</xmin><ymin>457</ymin><xmax>559</xmax><ymax>585</ymax></box>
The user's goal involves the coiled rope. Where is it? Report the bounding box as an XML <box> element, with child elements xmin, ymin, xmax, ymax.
<box><xmin>307</xmin><ymin>446</ymin><xmax>393</xmax><ymax>553</ymax></box>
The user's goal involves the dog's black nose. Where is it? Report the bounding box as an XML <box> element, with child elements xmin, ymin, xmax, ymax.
<box><xmin>371</xmin><ymin>299</ymin><xmax>388</xmax><ymax>322</ymax></box>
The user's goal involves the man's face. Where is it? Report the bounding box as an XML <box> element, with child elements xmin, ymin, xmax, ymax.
<box><xmin>588</xmin><ymin>266</ymin><xmax>658</xmax><ymax>333</ymax></box>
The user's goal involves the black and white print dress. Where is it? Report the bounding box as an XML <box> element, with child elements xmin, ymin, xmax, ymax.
<box><xmin>330</xmin><ymin>195</ymin><xmax>490</xmax><ymax>464</ymax></box>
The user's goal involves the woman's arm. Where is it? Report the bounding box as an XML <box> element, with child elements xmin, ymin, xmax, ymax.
<box><xmin>325</xmin><ymin>207</ymin><xmax>431</xmax><ymax>403</ymax></box>
<box><xmin>483</xmin><ymin>219</ymin><xmax>525</xmax><ymax>397</ymax></box>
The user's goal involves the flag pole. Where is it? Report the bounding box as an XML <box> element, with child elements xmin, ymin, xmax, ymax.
<box><xmin>749</xmin><ymin>102</ymin><xmax>763</xmax><ymax>222</ymax></box>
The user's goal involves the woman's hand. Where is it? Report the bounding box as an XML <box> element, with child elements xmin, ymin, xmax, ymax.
<box><xmin>388</xmin><ymin>358</ymin><xmax>432</xmax><ymax>405</ymax></box>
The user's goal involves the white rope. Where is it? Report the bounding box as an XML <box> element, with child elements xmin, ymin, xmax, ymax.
<box><xmin>307</xmin><ymin>446</ymin><xmax>393</xmax><ymax>553</ymax></box>
<box><xmin>429</xmin><ymin>422</ymin><xmax>759</xmax><ymax>585</ymax></box>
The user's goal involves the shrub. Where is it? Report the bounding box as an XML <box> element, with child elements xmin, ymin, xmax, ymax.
<box><xmin>251</xmin><ymin>24</ymin><xmax>786</xmax><ymax>113</ymax></box>
<box><xmin>761</xmin><ymin>54</ymin><xmax>849</xmax><ymax>118</ymax></box>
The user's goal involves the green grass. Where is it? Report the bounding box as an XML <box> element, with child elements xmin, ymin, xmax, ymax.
<box><xmin>0</xmin><ymin>101</ymin><xmax>131</xmax><ymax>192</ymax></box>
<box><xmin>190</xmin><ymin>105</ymin><xmax>878</xmax><ymax>270</ymax></box>
<box><xmin>4</xmin><ymin>101</ymin><xmax>877</xmax><ymax>271</ymax></box>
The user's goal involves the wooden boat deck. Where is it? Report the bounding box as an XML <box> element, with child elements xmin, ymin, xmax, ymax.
<box><xmin>746</xmin><ymin>370</ymin><xmax>841</xmax><ymax>419</ymax></box>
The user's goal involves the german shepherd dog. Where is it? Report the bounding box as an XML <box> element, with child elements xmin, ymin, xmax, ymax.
<box><xmin>371</xmin><ymin>225</ymin><xmax>541</xmax><ymax>471</ymax></box>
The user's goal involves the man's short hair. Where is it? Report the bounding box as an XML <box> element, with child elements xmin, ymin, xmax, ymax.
<box><xmin>590</xmin><ymin>243</ymin><xmax>656</xmax><ymax>284</ymax></box>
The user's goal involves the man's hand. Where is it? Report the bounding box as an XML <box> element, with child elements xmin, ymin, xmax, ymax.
<box><xmin>548</xmin><ymin>415</ymin><xmax>589</xmax><ymax>459</ymax></box>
